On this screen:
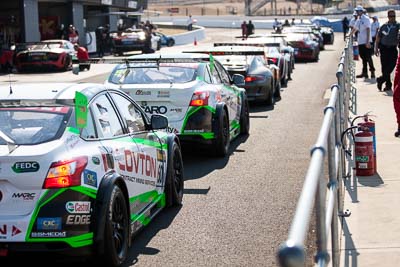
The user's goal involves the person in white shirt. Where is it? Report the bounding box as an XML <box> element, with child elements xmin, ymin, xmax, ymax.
<box><xmin>351</xmin><ymin>5</ymin><xmax>375</xmax><ymax>79</ymax></box>
<box><xmin>187</xmin><ymin>14</ymin><xmax>194</xmax><ymax>31</ymax></box>
<box><xmin>371</xmin><ymin>16</ymin><xmax>380</xmax><ymax>52</ymax></box>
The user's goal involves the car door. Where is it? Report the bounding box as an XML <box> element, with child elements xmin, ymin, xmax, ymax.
<box><xmin>109</xmin><ymin>92</ymin><xmax>164</xmax><ymax>213</ymax></box>
<box><xmin>214</xmin><ymin>61</ymin><xmax>240</xmax><ymax>124</ymax></box>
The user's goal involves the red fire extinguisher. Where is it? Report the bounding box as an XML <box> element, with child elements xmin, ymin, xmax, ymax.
<box><xmin>358</xmin><ymin>116</ymin><xmax>376</xmax><ymax>173</ymax></box>
<box><xmin>354</xmin><ymin>127</ymin><xmax>375</xmax><ymax>176</ymax></box>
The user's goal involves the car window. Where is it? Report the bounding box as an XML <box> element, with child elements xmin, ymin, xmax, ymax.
<box><xmin>215</xmin><ymin>62</ymin><xmax>231</xmax><ymax>84</ymax></box>
<box><xmin>209</xmin><ymin>64</ymin><xmax>222</xmax><ymax>84</ymax></box>
<box><xmin>203</xmin><ymin>67</ymin><xmax>212</xmax><ymax>83</ymax></box>
<box><xmin>90</xmin><ymin>94</ymin><xmax>123</xmax><ymax>138</ymax></box>
<box><xmin>0</xmin><ymin>107</ymin><xmax>70</xmax><ymax>145</ymax></box>
<box><xmin>110</xmin><ymin>93</ymin><xmax>146</xmax><ymax>133</ymax></box>
<box><xmin>80</xmin><ymin>109</ymin><xmax>97</xmax><ymax>139</ymax></box>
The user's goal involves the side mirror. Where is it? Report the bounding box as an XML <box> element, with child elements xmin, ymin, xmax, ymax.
<box><xmin>150</xmin><ymin>114</ymin><xmax>168</xmax><ymax>130</ymax></box>
<box><xmin>232</xmin><ymin>74</ymin><xmax>245</xmax><ymax>87</ymax></box>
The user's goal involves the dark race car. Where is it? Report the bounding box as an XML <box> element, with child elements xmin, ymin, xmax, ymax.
<box><xmin>285</xmin><ymin>32</ymin><xmax>320</xmax><ymax>62</ymax></box>
<box><xmin>109</xmin><ymin>28</ymin><xmax>160</xmax><ymax>56</ymax></box>
<box><xmin>14</xmin><ymin>40</ymin><xmax>76</xmax><ymax>72</ymax></box>
<box><xmin>186</xmin><ymin>45</ymin><xmax>278</xmax><ymax>104</ymax></box>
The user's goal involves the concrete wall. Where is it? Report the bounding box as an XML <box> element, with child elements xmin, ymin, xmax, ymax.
<box><xmin>22</xmin><ymin>0</ymin><xmax>40</xmax><ymax>42</ymax></box>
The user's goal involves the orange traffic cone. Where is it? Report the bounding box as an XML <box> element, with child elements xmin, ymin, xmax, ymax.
<box><xmin>194</xmin><ymin>37</ymin><xmax>197</xmax><ymax>46</ymax></box>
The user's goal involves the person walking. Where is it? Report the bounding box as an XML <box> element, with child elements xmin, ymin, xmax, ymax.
<box><xmin>241</xmin><ymin>21</ymin><xmax>247</xmax><ymax>40</ymax></box>
<box><xmin>375</xmin><ymin>9</ymin><xmax>399</xmax><ymax>91</ymax></box>
<box><xmin>247</xmin><ymin>20</ymin><xmax>255</xmax><ymax>36</ymax></box>
<box><xmin>371</xmin><ymin>16</ymin><xmax>380</xmax><ymax>52</ymax></box>
<box><xmin>187</xmin><ymin>14</ymin><xmax>193</xmax><ymax>31</ymax></box>
<box><xmin>342</xmin><ymin>16</ymin><xmax>349</xmax><ymax>40</ymax></box>
<box><xmin>393</xmin><ymin>53</ymin><xmax>400</xmax><ymax>136</ymax></box>
<box><xmin>68</xmin><ymin>25</ymin><xmax>79</xmax><ymax>44</ymax></box>
<box><xmin>351</xmin><ymin>5</ymin><xmax>375</xmax><ymax>79</ymax></box>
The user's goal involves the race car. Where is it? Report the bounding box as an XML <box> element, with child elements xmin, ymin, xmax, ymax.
<box><xmin>109</xmin><ymin>28</ymin><xmax>161</xmax><ymax>56</ymax></box>
<box><xmin>154</xmin><ymin>31</ymin><xmax>175</xmax><ymax>47</ymax></box>
<box><xmin>14</xmin><ymin>40</ymin><xmax>76</xmax><ymax>72</ymax></box>
<box><xmin>0</xmin><ymin>83</ymin><xmax>184</xmax><ymax>266</ymax></box>
<box><xmin>104</xmin><ymin>53</ymin><xmax>250</xmax><ymax>157</ymax></box>
<box><xmin>185</xmin><ymin>45</ymin><xmax>278</xmax><ymax>104</ymax></box>
<box><xmin>284</xmin><ymin>32</ymin><xmax>320</xmax><ymax>62</ymax></box>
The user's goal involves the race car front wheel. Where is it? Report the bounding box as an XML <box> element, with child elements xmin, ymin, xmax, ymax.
<box><xmin>213</xmin><ymin>109</ymin><xmax>230</xmax><ymax>157</ymax></box>
<box><xmin>165</xmin><ymin>141</ymin><xmax>184</xmax><ymax>207</ymax></box>
<box><xmin>104</xmin><ymin>185</ymin><xmax>129</xmax><ymax>267</ymax></box>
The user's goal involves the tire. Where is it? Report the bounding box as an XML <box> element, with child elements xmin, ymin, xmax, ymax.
<box><xmin>165</xmin><ymin>141</ymin><xmax>184</xmax><ymax>207</ymax></box>
<box><xmin>240</xmin><ymin>94</ymin><xmax>250</xmax><ymax>135</ymax></box>
<box><xmin>62</xmin><ymin>55</ymin><xmax>71</xmax><ymax>71</ymax></box>
<box><xmin>213</xmin><ymin>109</ymin><xmax>230</xmax><ymax>157</ymax></box>
<box><xmin>266</xmin><ymin>84</ymin><xmax>275</xmax><ymax>106</ymax></box>
<box><xmin>103</xmin><ymin>185</ymin><xmax>129</xmax><ymax>267</ymax></box>
<box><xmin>167</xmin><ymin>39</ymin><xmax>174</xmax><ymax>47</ymax></box>
<box><xmin>273</xmin><ymin>79</ymin><xmax>281</xmax><ymax>99</ymax></box>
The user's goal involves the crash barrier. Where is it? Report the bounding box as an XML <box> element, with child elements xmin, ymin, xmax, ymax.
<box><xmin>278</xmin><ymin>36</ymin><xmax>355</xmax><ymax>267</ymax></box>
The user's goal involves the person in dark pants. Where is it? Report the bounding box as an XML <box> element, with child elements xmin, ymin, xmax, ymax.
<box><xmin>247</xmin><ymin>20</ymin><xmax>255</xmax><ymax>36</ymax></box>
<box><xmin>374</xmin><ymin>9</ymin><xmax>399</xmax><ymax>91</ymax></box>
<box><xmin>342</xmin><ymin>16</ymin><xmax>349</xmax><ymax>40</ymax></box>
<box><xmin>351</xmin><ymin>5</ymin><xmax>375</xmax><ymax>79</ymax></box>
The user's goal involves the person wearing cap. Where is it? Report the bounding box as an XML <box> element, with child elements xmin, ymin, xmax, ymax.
<box><xmin>351</xmin><ymin>5</ymin><xmax>375</xmax><ymax>79</ymax></box>
<box><xmin>371</xmin><ymin>16</ymin><xmax>380</xmax><ymax>52</ymax></box>
<box><xmin>375</xmin><ymin>9</ymin><xmax>399</xmax><ymax>91</ymax></box>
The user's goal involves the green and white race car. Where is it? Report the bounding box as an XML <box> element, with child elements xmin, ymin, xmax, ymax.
<box><xmin>0</xmin><ymin>83</ymin><xmax>184</xmax><ymax>266</ymax></box>
<box><xmin>104</xmin><ymin>53</ymin><xmax>250</xmax><ymax>157</ymax></box>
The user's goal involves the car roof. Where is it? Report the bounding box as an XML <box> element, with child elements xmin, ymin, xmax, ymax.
<box><xmin>128</xmin><ymin>53</ymin><xmax>210</xmax><ymax>60</ymax></box>
<box><xmin>0</xmin><ymin>83</ymin><xmax>108</xmax><ymax>103</ymax></box>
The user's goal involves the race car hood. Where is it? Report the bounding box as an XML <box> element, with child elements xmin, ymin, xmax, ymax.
<box><xmin>0</xmin><ymin>141</ymin><xmax>64</xmax><ymax>216</ymax></box>
<box><xmin>107</xmin><ymin>80</ymin><xmax>202</xmax><ymax>123</ymax></box>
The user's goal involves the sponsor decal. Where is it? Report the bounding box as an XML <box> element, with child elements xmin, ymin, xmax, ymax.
<box><xmin>156</xmin><ymin>149</ymin><xmax>166</xmax><ymax>162</ymax></box>
<box><xmin>31</xmin><ymin>231</ymin><xmax>66</xmax><ymax>238</ymax></box>
<box><xmin>170</xmin><ymin>108</ymin><xmax>182</xmax><ymax>112</ymax></box>
<box><xmin>123</xmin><ymin>175</ymin><xmax>156</xmax><ymax>186</ymax></box>
<box><xmin>11</xmin><ymin>162</ymin><xmax>40</xmax><ymax>173</ymax></box>
<box><xmin>37</xmin><ymin>217</ymin><xmax>62</xmax><ymax>231</ymax></box>
<box><xmin>65</xmin><ymin>134</ymin><xmax>80</xmax><ymax>149</ymax></box>
<box><xmin>184</xmin><ymin>129</ymin><xmax>205</xmax><ymax>133</ymax></box>
<box><xmin>0</xmin><ymin>225</ymin><xmax>22</xmax><ymax>238</ymax></box>
<box><xmin>356</xmin><ymin>155</ymin><xmax>369</xmax><ymax>162</ymax></box>
<box><xmin>92</xmin><ymin>156</ymin><xmax>100</xmax><ymax>165</ymax></box>
<box><xmin>12</xmin><ymin>192</ymin><xmax>36</xmax><ymax>201</ymax></box>
<box><xmin>118</xmin><ymin>150</ymin><xmax>158</xmax><ymax>178</ymax></box>
<box><xmin>157</xmin><ymin>91</ymin><xmax>170</xmax><ymax>98</ymax></box>
<box><xmin>66</xmin><ymin>215</ymin><xmax>91</xmax><ymax>225</ymax></box>
<box><xmin>165</xmin><ymin>126</ymin><xmax>179</xmax><ymax>134</ymax></box>
<box><xmin>65</xmin><ymin>201</ymin><xmax>91</xmax><ymax>214</ymax></box>
<box><xmin>83</xmin><ymin>170</ymin><xmax>97</xmax><ymax>187</ymax></box>
<box><xmin>136</xmin><ymin>90</ymin><xmax>151</xmax><ymax>95</ymax></box>
<box><xmin>141</xmin><ymin>105</ymin><xmax>167</xmax><ymax>114</ymax></box>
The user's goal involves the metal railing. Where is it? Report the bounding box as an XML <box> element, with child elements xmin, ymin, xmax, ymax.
<box><xmin>278</xmin><ymin>36</ymin><xmax>355</xmax><ymax>267</ymax></box>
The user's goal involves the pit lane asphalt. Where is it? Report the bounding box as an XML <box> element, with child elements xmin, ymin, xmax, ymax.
<box><xmin>0</xmin><ymin>28</ymin><xmax>344</xmax><ymax>267</ymax></box>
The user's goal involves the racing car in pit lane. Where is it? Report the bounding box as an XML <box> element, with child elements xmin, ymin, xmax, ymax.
<box><xmin>0</xmin><ymin>83</ymin><xmax>184</xmax><ymax>266</ymax></box>
<box><xmin>184</xmin><ymin>45</ymin><xmax>278</xmax><ymax>104</ymax></box>
<box><xmin>284</xmin><ymin>32</ymin><xmax>320</xmax><ymax>62</ymax></box>
<box><xmin>239</xmin><ymin>38</ymin><xmax>290</xmax><ymax>88</ymax></box>
<box><xmin>103</xmin><ymin>53</ymin><xmax>250</xmax><ymax>157</ymax></box>
<box><xmin>13</xmin><ymin>40</ymin><xmax>76</xmax><ymax>72</ymax></box>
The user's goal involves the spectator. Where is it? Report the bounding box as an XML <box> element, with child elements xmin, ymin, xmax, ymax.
<box><xmin>283</xmin><ymin>19</ymin><xmax>291</xmax><ymax>27</ymax></box>
<box><xmin>351</xmin><ymin>5</ymin><xmax>375</xmax><ymax>79</ymax></box>
<box><xmin>247</xmin><ymin>20</ymin><xmax>255</xmax><ymax>36</ymax></box>
<box><xmin>375</xmin><ymin>9</ymin><xmax>399</xmax><ymax>91</ymax></box>
<box><xmin>370</xmin><ymin>16</ymin><xmax>380</xmax><ymax>52</ymax></box>
<box><xmin>96</xmin><ymin>25</ymin><xmax>108</xmax><ymax>58</ymax></box>
<box><xmin>241</xmin><ymin>21</ymin><xmax>247</xmax><ymax>40</ymax></box>
<box><xmin>57</xmin><ymin>24</ymin><xmax>66</xmax><ymax>40</ymax></box>
<box><xmin>187</xmin><ymin>14</ymin><xmax>193</xmax><ymax>31</ymax></box>
<box><xmin>272</xmin><ymin>18</ymin><xmax>282</xmax><ymax>33</ymax></box>
<box><xmin>393</xmin><ymin>53</ymin><xmax>400</xmax><ymax>136</ymax></box>
<box><xmin>342</xmin><ymin>16</ymin><xmax>349</xmax><ymax>40</ymax></box>
<box><xmin>74</xmin><ymin>43</ymin><xmax>89</xmax><ymax>61</ymax></box>
<box><xmin>291</xmin><ymin>18</ymin><xmax>296</xmax><ymax>25</ymax></box>
<box><xmin>68</xmin><ymin>25</ymin><xmax>79</xmax><ymax>44</ymax></box>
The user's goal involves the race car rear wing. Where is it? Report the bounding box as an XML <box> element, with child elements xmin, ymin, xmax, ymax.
<box><xmin>182</xmin><ymin>50</ymin><xmax>265</xmax><ymax>56</ymax></box>
<box><xmin>214</xmin><ymin>42</ymin><xmax>280</xmax><ymax>48</ymax></box>
<box><xmin>14</xmin><ymin>41</ymin><xmax>64</xmax><ymax>52</ymax></box>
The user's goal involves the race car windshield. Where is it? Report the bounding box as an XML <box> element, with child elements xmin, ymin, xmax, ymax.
<box><xmin>0</xmin><ymin>107</ymin><xmax>70</xmax><ymax>145</ymax></box>
<box><xmin>108</xmin><ymin>65</ymin><xmax>197</xmax><ymax>84</ymax></box>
